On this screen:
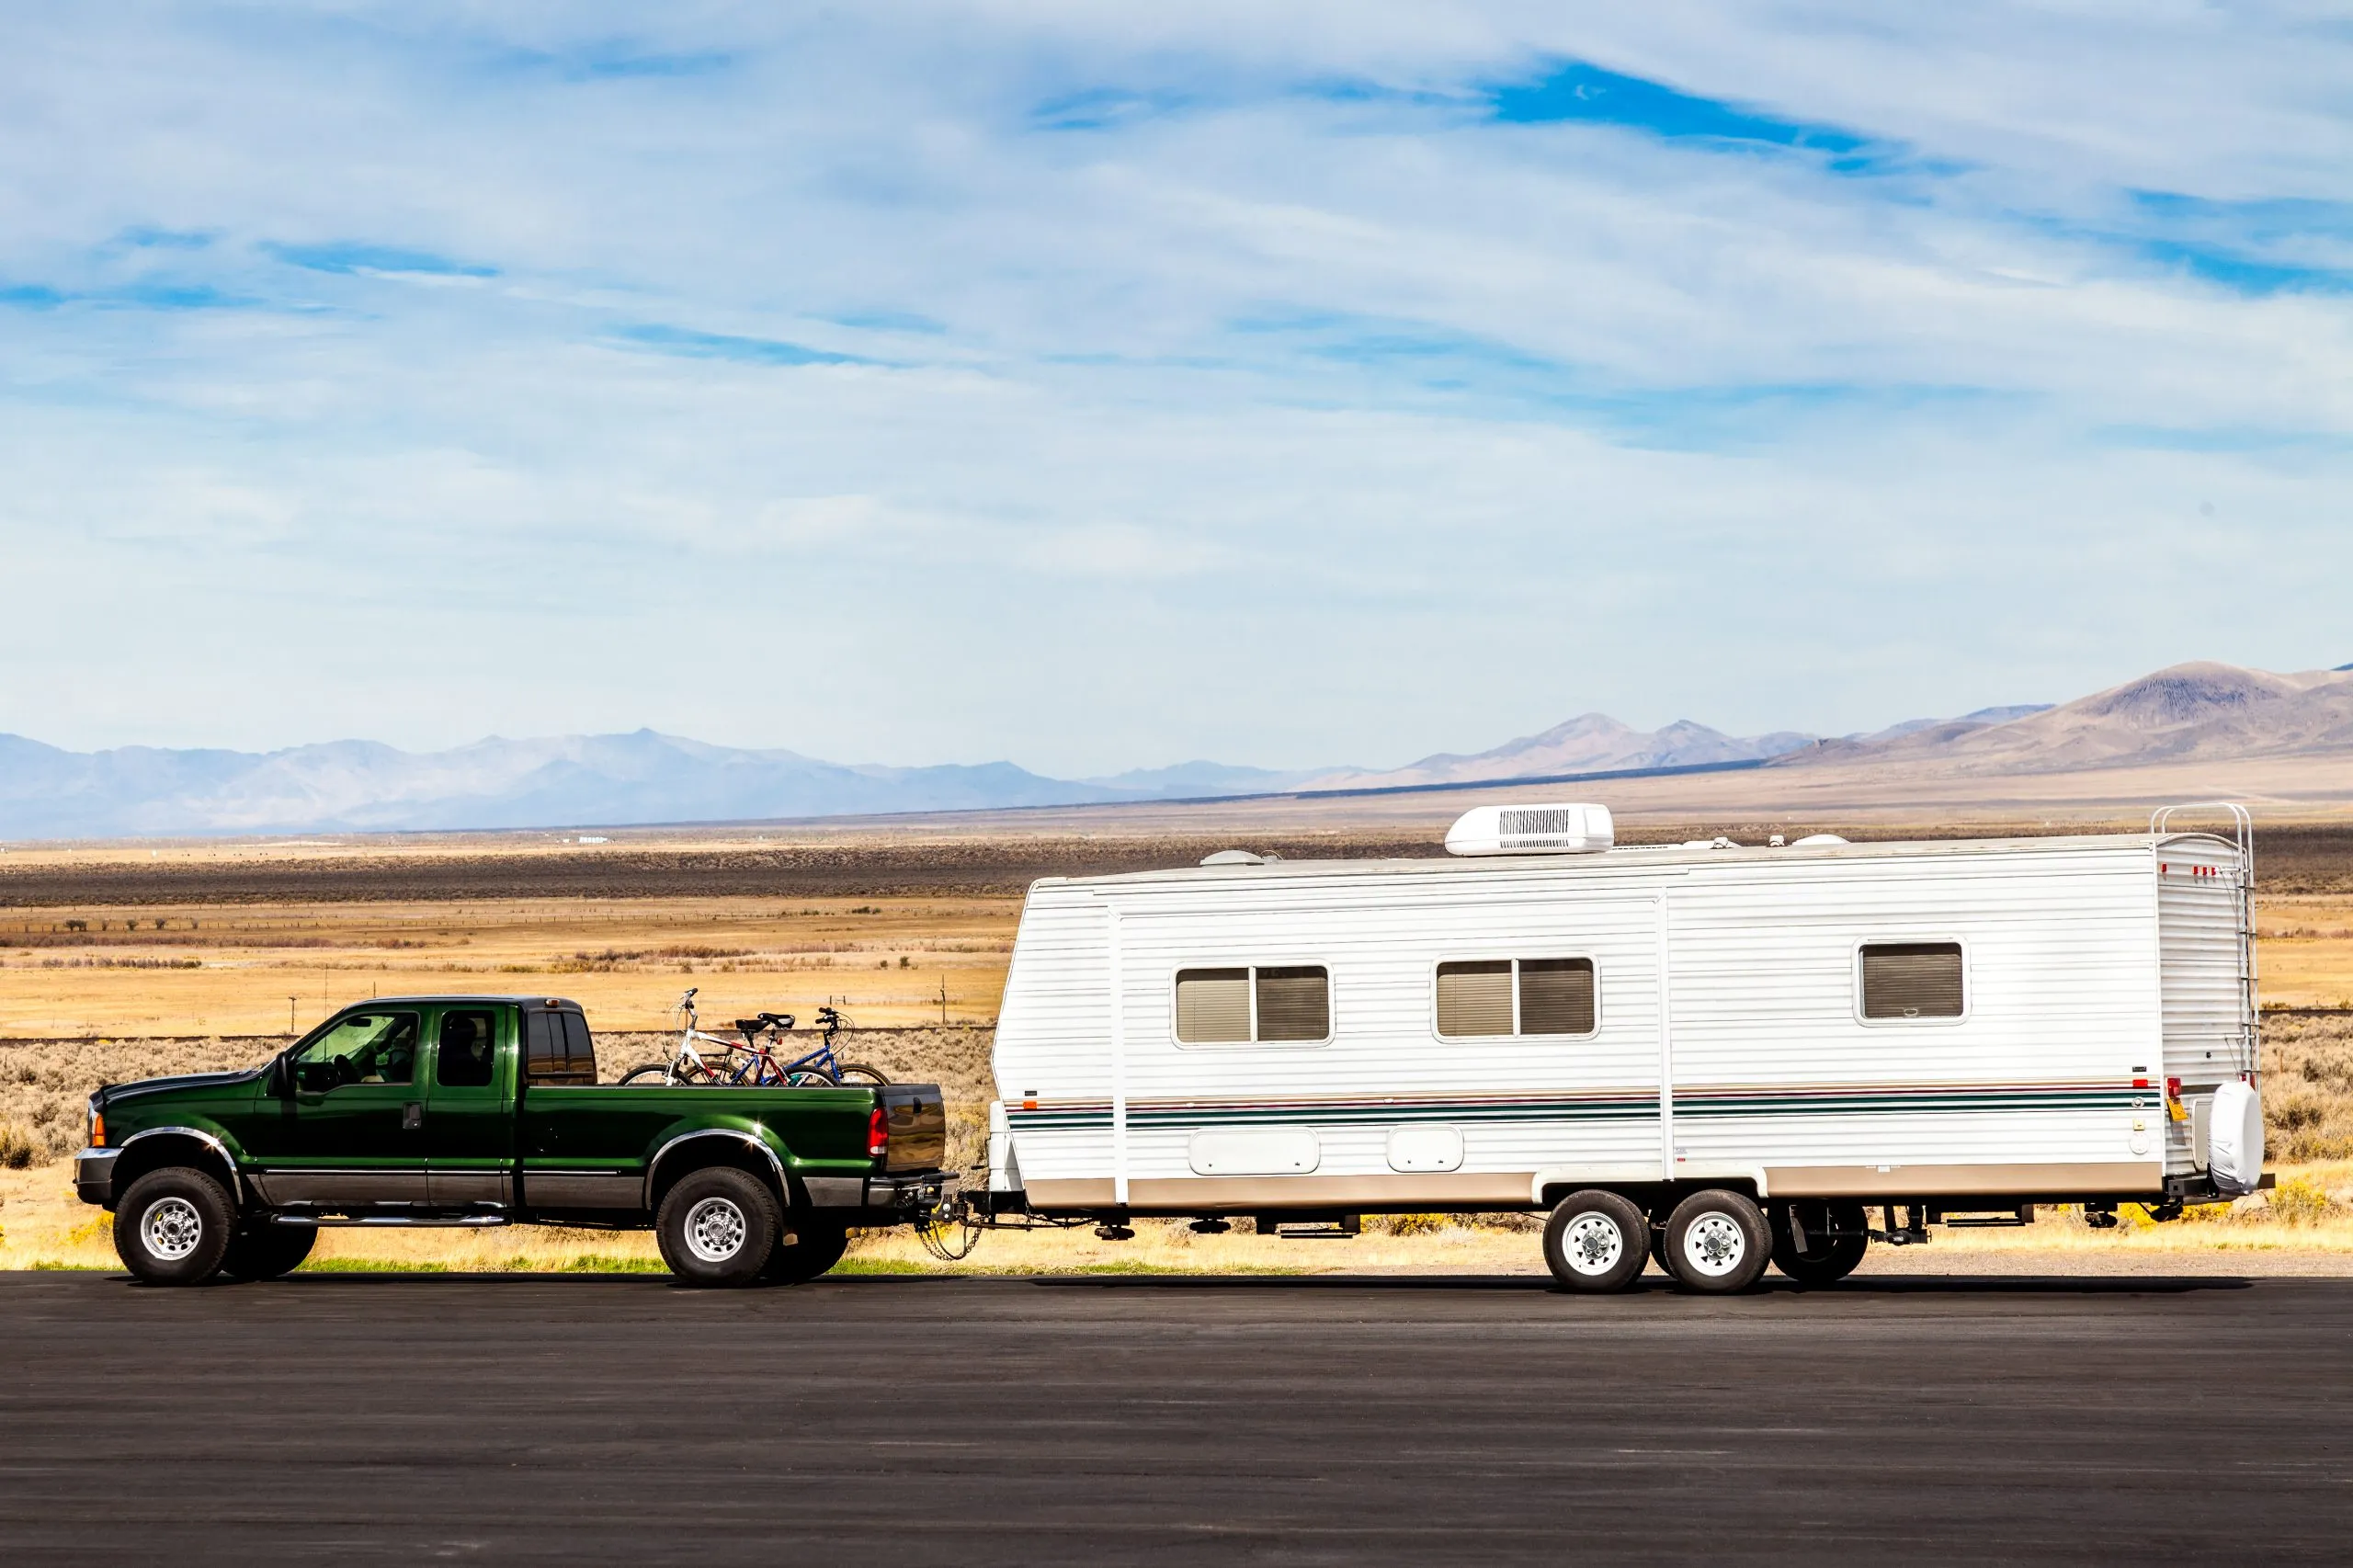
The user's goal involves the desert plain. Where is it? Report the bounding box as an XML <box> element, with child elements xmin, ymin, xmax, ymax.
<box><xmin>4</xmin><ymin>804</ymin><xmax>2351</xmax><ymax>1277</ymax></box>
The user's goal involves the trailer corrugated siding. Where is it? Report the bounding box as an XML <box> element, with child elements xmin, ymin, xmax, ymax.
<box><xmin>995</xmin><ymin>834</ymin><xmax>2235</xmax><ymax>1210</ymax></box>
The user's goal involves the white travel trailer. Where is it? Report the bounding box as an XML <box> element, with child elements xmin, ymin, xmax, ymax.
<box><xmin>984</xmin><ymin>802</ymin><xmax>2268</xmax><ymax>1291</ymax></box>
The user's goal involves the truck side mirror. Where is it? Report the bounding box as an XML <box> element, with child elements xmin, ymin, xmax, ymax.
<box><xmin>270</xmin><ymin>1054</ymin><xmax>294</xmax><ymax>1097</ymax></box>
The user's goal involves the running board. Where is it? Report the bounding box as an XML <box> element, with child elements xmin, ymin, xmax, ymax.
<box><xmin>271</xmin><ymin>1214</ymin><xmax>511</xmax><ymax>1228</ymax></box>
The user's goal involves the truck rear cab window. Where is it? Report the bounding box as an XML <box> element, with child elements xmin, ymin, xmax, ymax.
<box><xmin>1436</xmin><ymin>958</ymin><xmax>1596</xmax><ymax>1038</ymax></box>
<box><xmin>1859</xmin><ymin>942</ymin><xmax>1964</xmax><ymax>1020</ymax></box>
<box><xmin>436</xmin><ymin>1009</ymin><xmax>497</xmax><ymax>1086</ymax></box>
<box><xmin>525</xmin><ymin>1008</ymin><xmax>599</xmax><ymax>1084</ymax></box>
<box><xmin>1175</xmin><ymin>967</ymin><xmax>1330</xmax><ymax>1044</ymax></box>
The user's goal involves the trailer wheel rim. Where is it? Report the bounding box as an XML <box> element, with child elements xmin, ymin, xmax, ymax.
<box><xmin>142</xmin><ymin>1197</ymin><xmax>203</xmax><ymax>1261</ymax></box>
<box><xmin>1560</xmin><ymin>1212</ymin><xmax>1627</xmax><ymax>1275</ymax></box>
<box><xmin>1681</xmin><ymin>1212</ymin><xmax>1746</xmax><ymax>1277</ymax></box>
<box><xmin>683</xmin><ymin>1197</ymin><xmax>748</xmax><ymax>1264</ymax></box>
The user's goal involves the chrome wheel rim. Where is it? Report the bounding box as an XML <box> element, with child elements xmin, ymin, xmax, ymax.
<box><xmin>1682</xmin><ymin>1212</ymin><xmax>1747</xmax><ymax>1277</ymax></box>
<box><xmin>142</xmin><ymin>1197</ymin><xmax>203</xmax><ymax>1261</ymax></box>
<box><xmin>1561</xmin><ymin>1212</ymin><xmax>1626</xmax><ymax>1276</ymax></box>
<box><xmin>683</xmin><ymin>1197</ymin><xmax>748</xmax><ymax>1264</ymax></box>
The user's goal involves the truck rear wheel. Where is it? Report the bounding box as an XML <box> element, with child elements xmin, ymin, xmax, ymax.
<box><xmin>1541</xmin><ymin>1190</ymin><xmax>1649</xmax><ymax>1292</ymax></box>
<box><xmin>654</xmin><ymin>1167</ymin><xmax>779</xmax><ymax>1287</ymax></box>
<box><xmin>761</xmin><ymin>1218</ymin><xmax>850</xmax><ymax>1284</ymax></box>
<box><xmin>1663</xmin><ymin>1188</ymin><xmax>1770</xmax><ymax>1293</ymax></box>
<box><xmin>114</xmin><ymin>1166</ymin><xmax>236</xmax><ymax>1286</ymax></box>
<box><xmin>220</xmin><ymin>1222</ymin><xmax>317</xmax><ymax>1281</ymax></box>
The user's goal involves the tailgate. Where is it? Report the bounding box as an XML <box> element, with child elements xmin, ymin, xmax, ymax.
<box><xmin>880</xmin><ymin>1083</ymin><xmax>947</xmax><ymax>1173</ymax></box>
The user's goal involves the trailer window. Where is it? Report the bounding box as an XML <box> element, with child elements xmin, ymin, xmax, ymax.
<box><xmin>1859</xmin><ymin>943</ymin><xmax>1964</xmax><ymax>1020</ymax></box>
<box><xmin>1437</xmin><ymin>958</ymin><xmax>1596</xmax><ymax>1039</ymax></box>
<box><xmin>1176</xmin><ymin>967</ymin><xmax>1331</xmax><ymax>1044</ymax></box>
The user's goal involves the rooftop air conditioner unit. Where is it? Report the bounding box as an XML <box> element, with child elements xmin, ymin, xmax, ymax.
<box><xmin>1444</xmin><ymin>802</ymin><xmax>1614</xmax><ymax>857</ymax></box>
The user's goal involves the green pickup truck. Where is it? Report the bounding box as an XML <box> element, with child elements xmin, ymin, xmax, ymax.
<box><xmin>72</xmin><ymin>994</ymin><xmax>952</xmax><ymax>1288</ymax></box>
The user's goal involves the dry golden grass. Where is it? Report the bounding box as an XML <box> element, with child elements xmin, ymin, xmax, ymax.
<box><xmin>0</xmin><ymin>894</ymin><xmax>1017</xmax><ymax>1038</ymax></box>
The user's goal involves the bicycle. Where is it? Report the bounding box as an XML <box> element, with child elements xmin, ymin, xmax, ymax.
<box><xmin>618</xmin><ymin>988</ymin><xmax>753</xmax><ymax>1085</ymax></box>
<box><xmin>730</xmin><ymin>1005</ymin><xmax>888</xmax><ymax>1088</ymax></box>
<box><xmin>618</xmin><ymin>991</ymin><xmax>886</xmax><ymax>1087</ymax></box>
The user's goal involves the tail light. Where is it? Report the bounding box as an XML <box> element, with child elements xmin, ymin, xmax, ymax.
<box><xmin>2165</xmin><ymin>1077</ymin><xmax>2188</xmax><ymax>1122</ymax></box>
<box><xmin>867</xmin><ymin>1105</ymin><xmax>890</xmax><ymax>1160</ymax></box>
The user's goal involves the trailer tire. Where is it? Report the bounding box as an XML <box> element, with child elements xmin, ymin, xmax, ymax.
<box><xmin>1542</xmin><ymin>1190</ymin><xmax>1649</xmax><ymax>1291</ymax></box>
<box><xmin>1663</xmin><ymin>1189</ymin><xmax>1769</xmax><ymax>1293</ymax></box>
<box><xmin>761</xmin><ymin>1217</ymin><xmax>850</xmax><ymax>1285</ymax></box>
<box><xmin>219</xmin><ymin>1222</ymin><xmax>316</xmax><ymax>1281</ymax></box>
<box><xmin>1770</xmin><ymin>1200</ymin><xmax>1867</xmax><ymax>1287</ymax></box>
<box><xmin>114</xmin><ymin>1166</ymin><xmax>236</xmax><ymax>1286</ymax></box>
<box><xmin>654</xmin><ymin>1167</ymin><xmax>779</xmax><ymax>1288</ymax></box>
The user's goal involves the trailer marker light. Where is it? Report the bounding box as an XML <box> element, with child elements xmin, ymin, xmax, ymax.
<box><xmin>867</xmin><ymin>1106</ymin><xmax>890</xmax><ymax>1159</ymax></box>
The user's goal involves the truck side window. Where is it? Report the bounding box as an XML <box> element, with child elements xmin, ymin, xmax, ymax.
<box><xmin>436</xmin><ymin>1009</ymin><xmax>497</xmax><ymax>1087</ymax></box>
<box><xmin>289</xmin><ymin>1011</ymin><xmax>420</xmax><ymax>1091</ymax></box>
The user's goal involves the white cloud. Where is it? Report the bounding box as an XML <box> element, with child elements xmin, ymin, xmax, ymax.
<box><xmin>0</xmin><ymin>2</ymin><xmax>2347</xmax><ymax>776</ymax></box>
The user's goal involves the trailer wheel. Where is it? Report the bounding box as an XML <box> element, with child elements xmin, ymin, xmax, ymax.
<box><xmin>113</xmin><ymin>1166</ymin><xmax>236</xmax><ymax>1286</ymax></box>
<box><xmin>1663</xmin><ymin>1189</ymin><xmax>1769</xmax><ymax>1293</ymax></box>
<box><xmin>1542</xmin><ymin>1190</ymin><xmax>1649</xmax><ymax>1292</ymax></box>
<box><xmin>654</xmin><ymin>1167</ymin><xmax>779</xmax><ymax>1287</ymax></box>
<box><xmin>761</xmin><ymin>1218</ymin><xmax>850</xmax><ymax>1284</ymax></box>
<box><xmin>219</xmin><ymin>1222</ymin><xmax>317</xmax><ymax>1281</ymax></box>
<box><xmin>1769</xmin><ymin>1200</ymin><xmax>1868</xmax><ymax>1287</ymax></box>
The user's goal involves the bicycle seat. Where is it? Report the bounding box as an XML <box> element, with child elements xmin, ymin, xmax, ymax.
<box><xmin>756</xmin><ymin>1010</ymin><xmax>796</xmax><ymax>1028</ymax></box>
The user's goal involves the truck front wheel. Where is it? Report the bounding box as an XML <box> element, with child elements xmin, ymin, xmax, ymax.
<box><xmin>654</xmin><ymin>1168</ymin><xmax>780</xmax><ymax>1287</ymax></box>
<box><xmin>114</xmin><ymin>1166</ymin><xmax>236</xmax><ymax>1286</ymax></box>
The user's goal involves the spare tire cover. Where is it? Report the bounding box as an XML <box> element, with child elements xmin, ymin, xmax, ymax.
<box><xmin>2207</xmin><ymin>1079</ymin><xmax>2265</xmax><ymax>1196</ymax></box>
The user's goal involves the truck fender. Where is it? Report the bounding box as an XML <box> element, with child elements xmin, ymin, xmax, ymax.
<box><xmin>642</xmin><ymin>1128</ymin><xmax>790</xmax><ymax>1212</ymax></box>
<box><xmin>113</xmin><ymin>1125</ymin><xmax>244</xmax><ymax>1206</ymax></box>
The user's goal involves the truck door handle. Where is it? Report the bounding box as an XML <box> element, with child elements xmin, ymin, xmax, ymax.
<box><xmin>403</xmin><ymin>1102</ymin><xmax>424</xmax><ymax>1131</ymax></box>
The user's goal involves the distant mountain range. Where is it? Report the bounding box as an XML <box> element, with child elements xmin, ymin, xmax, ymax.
<box><xmin>0</xmin><ymin>660</ymin><xmax>2342</xmax><ymax>838</ymax></box>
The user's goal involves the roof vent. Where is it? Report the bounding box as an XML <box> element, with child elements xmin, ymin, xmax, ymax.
<box><xmin>1199</xmin><ymin>849</ymin><xmax>1267</xmax><ymax>867</ymax></box>
<box><xmin>1445</xmin><ymin>803</ymin><xmax>1613</xmax><ymax>857</ymax></box>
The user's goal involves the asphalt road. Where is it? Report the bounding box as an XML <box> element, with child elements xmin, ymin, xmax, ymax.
<box><xmin>4</xmin><ymin>1269</ymin><xmax>2349</xmax><ymax>1564</ymax></box>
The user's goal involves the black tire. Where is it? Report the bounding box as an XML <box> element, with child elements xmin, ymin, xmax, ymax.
<box><xmin>1541</xmin><ymin>1189</ymin><xmax>1650</xmax><ymax>1292</ymax></box>
<box><xmin>114</xmin><ymin>1166</ymin><xmax>236</xmax><ymax>1286</ymax></box>
<box><xmin>654</xmin><ymin>1167</ymin><xmax>779</xmax><ymax>1287</ymax></box>
<box><xmin>835</xmin><ymin>1063</ymin><xmax>889</xmax><ymax>1086</ymax></box>
<box><xmin>761</xmin><ymin>1216</ymin><xmax>850</xmax><ymax>1284</ymax></box>
<box><xmin>220</xmin><ymin>1222</ymin><xmax>317</xmax><ymax>1281</ymax></box>
<box><xmin>620</xmin><ymin>1063</ymin><xmax>672</xmax><ymax>1085</ymax></box>
<box><xmin>1663</xmin><ymin>1188</ymin><xmax>1771</xmax><ymax>1293</ymax></box>
<box><xmin>1769</xmin><ymin>1200</ymin><xmax>1868</xmax><ymax>1286</ymax></box>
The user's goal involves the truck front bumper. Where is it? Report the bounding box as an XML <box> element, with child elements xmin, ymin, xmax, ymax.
<box><xmin>802</xmin><ymin>1170</ymin><xmax>958</xmax><ymax>1221</ymax></box>
<box><xmin>74</xmin><ymin>1147</ymin><xmax>120</xmax><ymax>1207</ymax></box>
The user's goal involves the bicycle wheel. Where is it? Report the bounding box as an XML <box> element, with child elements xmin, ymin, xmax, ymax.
<box><xmin>835</xmin><ymin>1063</ymin><xmax>889</xmax><ymax>1086</ymax></box>
<box><xmin>783</xmin><ymin>1066</ymin><xmax>839</xmax><ymax>1087</ymax></box>
<box><xmin>619</xmin><ymin>1063</ymin><xmax>674</xmax><ymax>1085</ymax></box>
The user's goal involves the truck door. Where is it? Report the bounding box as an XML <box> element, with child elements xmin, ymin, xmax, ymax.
<box><xmin>267</xmin><ymin>1008</ymin><xmax>430</xmax><ymax>1205</ymax></box>
<box><xmin>426</xmin><ymin>1006</ymin><xmax>513</xmax><ymax>1208</ymax></box>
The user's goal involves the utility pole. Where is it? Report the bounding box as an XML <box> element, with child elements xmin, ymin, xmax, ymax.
<box><xmin>288</xmin><ymin>996</ymin><xmax>297</xmax><ymax>1035</ymax></box>
<box><xmin>938</xmin><ymin>976</ymin><xmax>949</xmax><ymax>1026</ymax></box>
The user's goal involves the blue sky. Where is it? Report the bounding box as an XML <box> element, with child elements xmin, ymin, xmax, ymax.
<box><xmin>2</xmin><ymin>3</ymin><xmax>2349</xmax><ymax>774</ymax></box>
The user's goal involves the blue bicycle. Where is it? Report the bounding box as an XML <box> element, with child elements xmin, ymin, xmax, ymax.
<box><xmin>726</xmin><ymin>1004</ymin><xmax>887</xmax><ymax>1087</ymax></box>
